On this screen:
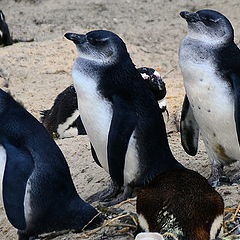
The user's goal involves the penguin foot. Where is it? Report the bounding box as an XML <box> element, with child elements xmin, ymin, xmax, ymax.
<box><xmin>86</xmin><ymin>181</ymin><xmax>121</xmax><ymax>203</ymax></box>
<box><xmin>208</xmin><ymin>164</ymin><xmax>224</xmax><ymax>187</ymax></box>
<box><xmin>102</xmin><ymin>185</ymin><xmax>134</xmax><ymax>206</ymax></box>
<box><xmin>230</xmin><ymin>174</ymin><xmax>240</xmax><ymax>184</ymax></box>
<box><xmin>17</xmin><ymin>230</ymin><xmax>36</xmax><ymax>240</ymax></box>
<box><xmin>209</xmin><ymin>175</ymin><xmax>233</xmax><ymax>187</ymax></box>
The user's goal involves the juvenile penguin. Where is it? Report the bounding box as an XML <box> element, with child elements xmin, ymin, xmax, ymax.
<box><xmin>65</xmin><ymin>30</ymin><xmax>182</xmax><ymax>205</ymax></box>
<box><xmin>0</xmin><ymin>89</ymin><xmax>100</xmax><ymax>240</ymax></box>
<box><xmin>136</xmin><ymin>168</ymin><xmax>224</xmax><ymax>240</ymax></box>
<box><xmin>0</xmin><ymin>10</ymin><xmax>13</xmax><ymax>46</ymax></box>
<box><xmin>179</xmin><ymin>9</ymin><xmax>240</xmax><ymax>185</ymax></box>
<box><xmin>40</xmin><ymin>68</ymin><xmax>167</xmax><ymax>139</ymax></box>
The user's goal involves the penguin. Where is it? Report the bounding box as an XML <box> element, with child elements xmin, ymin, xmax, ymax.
<box><xmin>0</xmin><ymin>10</ymin><xmax>13</xmax><ymax>46</ymax></box>
<box><xmin>179</xmin><ymin>9</ymin><xmax>240</xmax><ymax>186</ymax></box>
<box><xmin>40</xmin><ymin>68</ymin><xmax>167</xmax><ymax>139</ymax></box>
<box><xmin>0</xmin><ymin>89</ymin><xmax>101</xmax><ymax>240</ymax></box>
<box><xmin>136</xmin><ymin>168</ymin><xmax>224</xmax><ymax>240</ymax></box>
<box><xmin>65</xmin><ymin>30</ymin><xmax>182</xmax><ymax>205</ymax></box>
<box><xmin>40</xmin><ymin>85</ymin><xmax>87</xmax><ymax>138</ymax></box>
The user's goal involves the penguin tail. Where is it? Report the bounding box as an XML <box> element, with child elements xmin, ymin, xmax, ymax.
<box><xmin>83</xmin><ymin>212</ymin><xmax>105</xmax><ymax>231</ymax></box>
<box><xmin>40</xmin><ymin>109</ymin><xmax>50</xmax><ymax>122</ymax></box>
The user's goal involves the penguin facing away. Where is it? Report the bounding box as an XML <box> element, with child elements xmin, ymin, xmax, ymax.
<box><xmin>65</xmin><ymin>30</ymin><xmax>182</xmax><ymax>205</ymax></box>
<box><xmin>136</xmin><ymin>168</ymin><xmax>224</xmax><ymax>240</ymax></box>
<box><xmin>0</xmin><ymin>89</ymin><xmax>101</xmax><ymax>240</ymax></box>
<box><xmin>40</xmin><ymin>68</ymin><xmax>167</xmax><ymax>139</ymax></box>
<box><xmin>179</xmin><ymin>9</ymin><xmax>240</xmax><ymax>186</ymax></box>
<box><xmin>0</xmin><ymin>10</ymin><xmax>13</xmax><ymax>46</ymax></box>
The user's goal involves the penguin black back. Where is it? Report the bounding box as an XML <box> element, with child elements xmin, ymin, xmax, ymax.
<box><xmin>0</xmin><ymin>89</ymin><xmax>100</xmax><ymax>239</ymax></box>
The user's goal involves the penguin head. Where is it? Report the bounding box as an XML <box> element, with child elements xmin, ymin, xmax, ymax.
<box><xmin>180</xmin><ymin>9</ymin><xmax>234</xmax><ymax>44</ymax></box>
<box><xmin>65</xmin><ymin>30</ymin><xmax>130</xmax><ymax>66</ymax></box>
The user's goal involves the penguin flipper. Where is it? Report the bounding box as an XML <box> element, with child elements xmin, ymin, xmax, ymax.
<box><xmin>180</xmin><ymin>95</ymin><xmax>199</xmax><ymax>156</ymax></box>
<box><xmin>230</xmin><ymin>73</ymin><xmax>240</xmax><ymax>146</ymax></box>
<box><xmin>90</xmin><ymin>143</ymin><xmax>102</xmax><ymax>168</ymax></box>
<box><xmin>107</xmin><ymin>95</ymin><xmax>137</xmax><ymax>186</ymax></box>
<box><xmin>2</xmin><ymin>142</ymin><xmax>34</xmax><ymax>230</ymax></box>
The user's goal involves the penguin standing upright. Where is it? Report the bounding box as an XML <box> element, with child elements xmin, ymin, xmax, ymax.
<box><xmin>179</xmin><ymin>9</ymin><xmax>240</xmax><ymax>185</ymax></box>
<box><xmin>65</xmin><ymin>30</ymin><xmax>182</xmax><ymax>205</ymax></box>
<box><xmin>0</xmin><ymin>89</ymin><xmax>100</xmax><ymax>240</ymax></box>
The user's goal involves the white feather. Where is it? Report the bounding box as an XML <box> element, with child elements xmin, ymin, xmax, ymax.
<box><xmin>57</xmin><ymin>109</ymin><xmax>80</xmax><ymax>138</ymax></box>
<box><xmin>138</xmin><ymin>214</ymin><xmax>150</xmax><ymax>232</ymax></box>
<box><xmin>210</xmin><ymin>214</ymin><xmax>223</xmax><ymax>239</ymax></box>
<box><xmin>0</xmin><ymin>145</ymin><xmax>7</xmax><ymax>204</ymax></box>
<box><xmin>73</xmin><ymin>69</ymin><xmax>112</xmax><ymax>172</ymax></box>
<box><xmin>23</xmin><ymin>180</ymin><xmax>32</xmax><ymax>224</ymax></box>
<box><xmin>73</xmin><ymin>68</ymin><xmax>139</xmax><ymax>184</ymax></box>
<box><xmin>124</xmin><ymin>132</ymin><xmax>139</xmax><ymax>185</ymax></box>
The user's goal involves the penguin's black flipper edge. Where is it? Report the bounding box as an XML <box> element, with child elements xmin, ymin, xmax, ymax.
<box><xmin>90</xmin><ymin>143</ymin><xmax>102</xmax><ymax>168</ymax></box>
<box><xmin>107</xmin><ymin>95</ymin><xmax>137</xmax><ymax>186</ymax></box>
<box><xmin>2</xmin><ymin>143</ymin><xmax>34</xmax><ymax>230</ymax></box>
<box><xmin>230</xmin><ymin>73</ymin><xmax>240</xmax><ymax>147</ymax></box>
<box><xmin>180</xmin><ymin>95</ymin><xmax>199</xmax><ymax>156</ymax></box>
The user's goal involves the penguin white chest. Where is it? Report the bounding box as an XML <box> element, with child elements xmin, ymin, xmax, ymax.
<box><xmin>0</xmin><ymin>145</ymin><xmax>7</xmax><ymax>204</ymax></box>
<box><xmin>73</xmin><ymin>70</ymin><xmax>113</xmax><ymax>172</ymax></box>
<box><xmin>73</xmin><ymin>69</ymin><xmax>139</xmax><ymax>184</ymax></box>
<box><xmin>181</xmin><ymin>60</ymin><xmax>240</xmax><ymax>161</ymax></box>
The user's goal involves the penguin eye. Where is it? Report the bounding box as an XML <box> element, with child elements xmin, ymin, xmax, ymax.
<box><xmin>87</xmin><ymin>36</ymin><xmax>108</xmax><ymax>45</ymax></box>
<box><xmin>201</xmin><ymin>17</ymin><xmax>219</xmax><ymax>26</ymax></box>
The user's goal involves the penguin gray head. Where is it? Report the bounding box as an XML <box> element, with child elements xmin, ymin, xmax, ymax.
<box><xmin>65</xmin><ymin>30</ymin><xmax>130</xmax><ymax>66</ymax></box>
<box><xmin>180</xmin><ymin>9</ymin><xmax>234</xmax><ymax>44</ymax></box>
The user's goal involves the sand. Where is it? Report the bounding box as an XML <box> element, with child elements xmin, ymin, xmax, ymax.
<box><xmin>0</xmin><ymin>0</ymin><xmax>239</xmax><ymax>239</ymax></box>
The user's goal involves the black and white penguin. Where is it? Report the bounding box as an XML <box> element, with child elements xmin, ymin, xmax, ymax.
<box><xmin>40</xmin><ymin>68</ymin><xmax>167</xmax><ymax>139</ymax></box>
<box><xmin>0</xmin><ymin>10</ymin><xmax>13</xmax><ymax>46</ymax></box>
<box><xmin>179</xmin><ymin>9</ymin><xmax>240</xmax><ymax>186</ymax></box>
<box><xmin>136</xmin><ymin>168</ymin><xmax>224</xmax><ymax>240</ymax></box>
<box><xmin>40</xmin><ymin>85</ymin><xmax>87</xmax><ymax>138</ymax></box>
<box><xmin>0</xmin><ymin>89</ymin><xmax>101</xmax><ymax>240</ymax></box>
<box><xmin>65</xmin><ymin>30</ymin><xmax>181</xmax><ymax>205</ymax></box>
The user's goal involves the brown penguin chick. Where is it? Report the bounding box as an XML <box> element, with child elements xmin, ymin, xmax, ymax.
<box><xmin>136</xmin><ymin>168</ymin><xmax>224</xmax><ymax>240</ymax></box>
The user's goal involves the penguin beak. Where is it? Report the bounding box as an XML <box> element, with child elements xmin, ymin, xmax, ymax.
<box><xmin>180</xmin><ymin>11</ymin><xmax>201</xmax><ymax>22</ymax></box>
<box><xmin>64</xmin><ymin>33</ymin><xmax>86</xmax><ymax>44</ymax></box>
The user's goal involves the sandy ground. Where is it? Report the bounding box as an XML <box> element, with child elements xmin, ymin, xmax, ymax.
<box><xmin>0</xmin><ymin>0</ymin><xmax>240</xmax><ymax>239</ymax></box>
